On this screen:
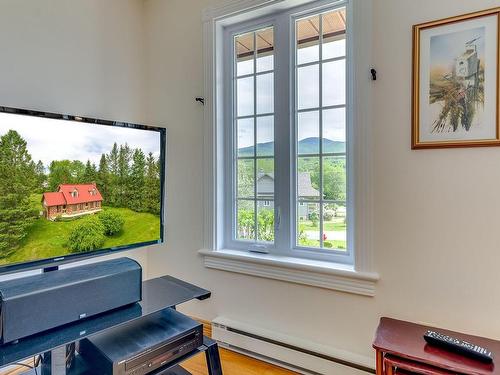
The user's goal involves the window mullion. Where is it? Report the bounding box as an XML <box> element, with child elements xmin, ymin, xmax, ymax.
<box><xmin>226</xmin><ymin>27</ymin><xmax>236</xmax><ymax>249</ymax></box>
<box><xmin>272</xmin><ymin>14</ymin><xmax>292</xmax><ymax>254</ymax></box>
<box><xmin>318</xmin><ymin>13</ymin><xmax>324</xmax><ymax>249</ymax></box>
<box><xmin>253</xmin><ymin>31</ymin><xmax>258</xmax><ymax>242</ymax></box>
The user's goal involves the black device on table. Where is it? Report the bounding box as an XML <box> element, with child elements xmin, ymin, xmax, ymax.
<box><xmin>423</xmin><ymin>330</ymin><xmax>494</xmax><ymax>363</ymax></box>
<box><xmin>79</xmin><ymin>309</ymin><xmax>203</xmax><ymax>375</ymax></box>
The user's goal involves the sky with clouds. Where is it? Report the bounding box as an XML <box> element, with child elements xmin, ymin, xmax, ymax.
<box><xmin>236</xmin><ymin>39</ymin><xmax>346</xmax><ymax>149</ymax></box>
<box><xmin>430</xmin><ymin>26</ymin><xmax>485</xmax><ymax>68</ymax></box>
<box><xmin>0</xmin><ymin>112</ymin><xmax>161</xmax><ymax>167</ymax></box>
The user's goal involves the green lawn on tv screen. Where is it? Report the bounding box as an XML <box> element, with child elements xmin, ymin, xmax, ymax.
<box><xmin>1</xmin><ymin>194</ymin><xmax>161</xmax><ymax>266</ymax></box>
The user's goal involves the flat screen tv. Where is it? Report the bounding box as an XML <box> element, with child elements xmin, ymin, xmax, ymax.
<box><xmin>0</xmin><ymin>106</ymin><xmax>165</xmax><ymax>274</ymax></box>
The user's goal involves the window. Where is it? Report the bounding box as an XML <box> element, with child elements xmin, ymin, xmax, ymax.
<box><xmin>202</xmin><ymin>0</ymin><xmax>377</xmax><ymax>293</ymax></box>
<box><xmin>234</xmin><ymin>27</ymin><xmax>275</xmax><ymax>244</ymax></box>
<box><xmin>295</xmin><ymin>9</ymin><xmax>347</xmax><ymax>251</ymax></box>
<box><xmin>225</xmin><ymin>1</ymin><xmax>350</xmax><ymax>263</ymax></box>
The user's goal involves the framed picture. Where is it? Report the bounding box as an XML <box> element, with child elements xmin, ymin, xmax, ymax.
<box><xmin>412</xmin><ymin>8</ymin><xmax>500</xmax><ymax>149</ymax></box>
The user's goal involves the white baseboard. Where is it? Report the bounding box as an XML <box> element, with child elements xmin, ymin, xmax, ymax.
<box><xmin>211</xmin><ymin>316</ymin><xmax>375</xmax><ymax>375</ymax></box>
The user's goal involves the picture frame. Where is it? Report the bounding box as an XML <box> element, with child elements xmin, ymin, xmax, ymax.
<box><xmin>412</xmin><ymin>8</ymin><xmax>500</xmax><ymax>149</ymax></box>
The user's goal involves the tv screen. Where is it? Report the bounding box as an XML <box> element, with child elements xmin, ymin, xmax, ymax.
<box><xmin>0</xmin><ymin>107</ymin><xmax>165</xmax><ymax>272</ymax></box>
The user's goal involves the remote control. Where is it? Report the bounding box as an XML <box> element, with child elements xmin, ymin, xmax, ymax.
<box><xmin>424</xmin><ymin>330</ymin><xmax>493</xmax><ymax>363</ymax></box>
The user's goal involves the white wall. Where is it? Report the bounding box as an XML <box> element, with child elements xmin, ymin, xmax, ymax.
<box><xmin>3</xmin><ymin>0</ymin><xmax>500</xmax><ymax>367</ymax></box>
<box><xmin>0</xmin><ymin>0</ymin><xmax>152</xmax><ymax>274</ymax></box>
<box><xmin>144</xmin><ymin>0</ymin><xmax>500</xmax><ymax>364</ymax></box>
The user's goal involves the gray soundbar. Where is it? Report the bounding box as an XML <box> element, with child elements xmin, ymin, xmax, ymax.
<box><xmin>0</xmin><ymin>257</ymin><xmax>142</xmax><ymax>344</ymax></box>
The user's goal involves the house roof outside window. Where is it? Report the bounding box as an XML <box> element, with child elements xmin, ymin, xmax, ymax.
<box><xmin>42</xmin><ymin>183</ymin><xmax>103</xmax><ymax>207</ymax></box>
<box><xmin>257</xmin><ymin>172</ymin><xmax>320</xmax><ymax>198</ymax></box>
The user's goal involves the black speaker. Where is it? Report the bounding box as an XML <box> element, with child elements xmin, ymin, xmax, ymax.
<box><xmin>0</xmin><ymin>257</ymin><xmax>142</xmax><ymax>344</ymax></box>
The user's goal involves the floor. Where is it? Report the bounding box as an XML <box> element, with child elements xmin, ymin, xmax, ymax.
<box><xmin>180</xmin><ymin>319</ymin><xmax>298</xmax><ymax>375</ymax></box>
<box><xmin>1</xmin><ymin>350</ymin><xmax>297</xmax><ymax>375</ymax></box>
<box><xmin>181</xmin><ymin>348</ymin><xmax>298</xmax><ymax>375</ymax></box>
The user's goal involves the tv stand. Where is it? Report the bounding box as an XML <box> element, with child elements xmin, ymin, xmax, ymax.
<box><xmin>0</xmin><ymin>276</ymin><xmax>222</xmax><ymax>375</ymax></box>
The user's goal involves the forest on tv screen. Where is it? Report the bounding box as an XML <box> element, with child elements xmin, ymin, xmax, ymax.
<box><xmin>0</xmin><ymin>129</ymin><xmax>162</xmax><ymax>262</ymax></box>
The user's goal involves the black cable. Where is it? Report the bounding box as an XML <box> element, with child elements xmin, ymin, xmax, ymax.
<box><xmin>34</xmin><ymin>354</ymin><xmax>41</xmax><ymax>375</ymax></box>
<box><xmin>66</xmin><ymin>343</ymin><xmax>75</xmax><ymax>369</ymax></box>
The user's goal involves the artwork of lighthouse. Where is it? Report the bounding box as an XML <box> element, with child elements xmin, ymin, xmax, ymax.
<box><xmin>429</xmin><ymin>27</ymin><xmax>484</xmax><ymax>134</ymax></box>
<box><xmin>412</xmin><ymin>9</ymin><xmax>500</xmax><ymax>148</ymax></box>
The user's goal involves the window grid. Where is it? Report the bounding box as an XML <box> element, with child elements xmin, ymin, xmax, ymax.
<box><xmin>237</xmin><ymin>113</ymin><xmax>274</xmax><ymax>120</ymax></box>
<box><xmin>237</xmin><ymin>71</ymin><xmax>274</xmax><ymax>80</ymax></box>
<box><xmin>234</xmin><ymin>27</ymin><xmax>275</xmax><ymax>244</ymax></box>
<box><xmin>295</xmin><ymin>9</ymin><xmax>347</xmax><ymax>251</ymax></box>
<box><xmin>297</xmin><ymin>104</ymin><xmax>346</xmax><ymax>113</ymax></box>
<box><xmin>297</xmin><ymin>55</ymin><xmax>345</xmax><ymax>69</ymax></box>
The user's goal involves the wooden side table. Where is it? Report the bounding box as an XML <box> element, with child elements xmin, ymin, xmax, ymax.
<box><xmin>373</xmin><ymin>317</ymin><xmax>500</xmax><ymax>375</ymax></box>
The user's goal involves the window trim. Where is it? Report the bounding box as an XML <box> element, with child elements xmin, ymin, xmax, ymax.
<box><xmin>201</xmin><ymin>0</ymin><xmax>377</xmax><ymax>294</ymax></box>
<box><xmin>199</xmin><ymin>248</ymin><xmax>377</xmax><ymax>295</ymax></box>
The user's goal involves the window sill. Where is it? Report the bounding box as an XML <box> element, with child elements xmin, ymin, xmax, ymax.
<box><xmin>198</xmin><ymin>249</ymin><xmax>379</xmax><ymax>296</ymax></box>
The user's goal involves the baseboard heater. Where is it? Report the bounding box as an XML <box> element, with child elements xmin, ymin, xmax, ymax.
<box><xmin>211</xmin><ymin>317</ymin><xmax>375</xmax><ymax>375</ymax></box>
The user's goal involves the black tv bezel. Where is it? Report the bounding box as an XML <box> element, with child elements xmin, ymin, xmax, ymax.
<box><xmin>0</xmin><ymin>106</ymin><xmax>166</xmax><ymax>275</ymax></box>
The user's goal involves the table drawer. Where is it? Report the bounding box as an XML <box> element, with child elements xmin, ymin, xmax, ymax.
<box><xmin>384</xmin><ymin>355</ymin><xmax>458</xmax><ymax>375</ymax></box>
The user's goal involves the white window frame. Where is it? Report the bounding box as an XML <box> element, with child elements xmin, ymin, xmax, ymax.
<box><xmin>224</xmin><ymin>2</ymin><xmax>352</xmax><ymax>263</ymax></box>
<box><xmin>290</xmin><ymin>4</ymin><xmax>352</xmax><ymax>263</ymax></box>
<box><xmin>224</xmin><ymin>16</ymin><xmax>278</xmax><ymax>253</ymax></box>
<box><xmin>200</xmin><ymin>0</ymin><xmax>378</xmax><ymax>296</ymax></box>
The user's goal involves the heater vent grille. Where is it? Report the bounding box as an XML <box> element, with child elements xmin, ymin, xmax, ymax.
<box><xmin>211</xmin><ymin>318</ymin><xmax>374</xmax><ymax>375</ymax></box>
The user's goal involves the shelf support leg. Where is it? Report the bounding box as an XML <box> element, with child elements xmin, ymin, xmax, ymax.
<box><xmin>205</xmin><ymin>342</ymin><xmax>223</xmax><ymax>375</ymax></box>
<box><xmin>41</xmin><ymin>344</ymin><xmax>75</xmax><ymax>375</ymax></box>
<box><xmin>376</xmin><ymin>350</ymin><xmax>384</xmax><ymax>375</ymax></box>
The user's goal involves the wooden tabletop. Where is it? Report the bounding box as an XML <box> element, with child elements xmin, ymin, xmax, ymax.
<box><xmin>373</xmin><ymin>317</ymin><xmax>500</xmax><ymax>375</ymax></box>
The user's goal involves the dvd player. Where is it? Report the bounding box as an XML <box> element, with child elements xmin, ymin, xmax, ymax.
<box><xmin>79</xmin><ymin>308</ymin><xmax>203</xmax><ymax>375</ymax></box>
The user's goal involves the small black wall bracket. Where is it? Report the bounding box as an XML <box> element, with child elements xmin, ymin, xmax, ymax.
<box><xmin>370</xmin><ymin>68</ymin><xmax>377</xmax><ymax>81</ymax></box>
<box><xmin>195</xmin><ymin>97</ymin><xmax>205</xmax><ymax>105</ymax></box>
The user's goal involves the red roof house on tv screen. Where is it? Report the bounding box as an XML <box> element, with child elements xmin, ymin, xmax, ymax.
<box><xmin>42</xmin><ymin>183</ymin><xmax>103</xmax><ymax>220</ymax></box>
